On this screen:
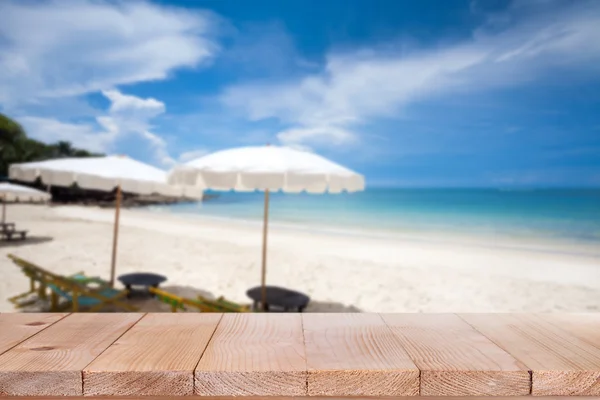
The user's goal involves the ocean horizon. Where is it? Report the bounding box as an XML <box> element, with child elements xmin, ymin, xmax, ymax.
<box><xmin>149</xmin><ymin>188</ymin><xmax>600</xmax><ymax>244</ymax></box>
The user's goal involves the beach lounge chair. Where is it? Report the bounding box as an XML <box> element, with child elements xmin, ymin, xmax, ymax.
<box><xmin>149</xmin><ymin>287</ymin><xmax>251</xmax><ymax>313</ymax></box>
<box><xmin>1</xmin><ymin>229</ymin><xmax>28</xmax><ymax>241</ymax></box>
<box><xmin>6</xmin><ymin>254</ymin><xmax>137</xmax><ymax>312</ymax></box>
<box><xmin>7</xmin><ymin>254</ymin><xmax>60</xmax><ymax>306</ymax></box>
<box><xmin>1</xmin><ymin>222</ymin><xmax>28</xmax><ymax>241</ymax></box>
<box><xmin>1</xmin><ymin>222</ymin><xmax>15</xmax><ymax>231</ymax></box>
<box><xmin>45</xmin><ymin>279</ymin><xmax>137</xmax><ymax>312</ymax></box>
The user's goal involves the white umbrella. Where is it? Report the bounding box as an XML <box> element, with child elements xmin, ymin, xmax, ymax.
<box><xmin>168</xmin><ymin>145</ymin><xmax>365</xmax><ymax>310</ymax></box>
<box><xmin>0</xmin><ymin>182</ymin><xmax>51</xmax><ymax>224</ymax></box>
<box><xmin>9</xmin><ymin>155</ymin><xmax>203</xmax><ymax>286</ymax></box>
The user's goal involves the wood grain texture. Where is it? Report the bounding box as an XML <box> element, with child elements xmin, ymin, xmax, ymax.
<box><xmin>83</xmin><ymin>313</ymin><xmax>222</xmax><ymax>396</ymax></box>
<box><xmin>0</xmin><ymin>313</ymin><xmax>67</xmax><ymax>356</ymax></box>
<box><xmin>0</xmin><ymin>313</ymin><xmax>142</xmax><ymax>396</ymax></box>
<box><xmin>459</xmin><ymin>313</ymin><xmax>600</xmax><ymax>396</ymax></box>
<box><xmin>538</xmin><ymin>313</ymin><xmax>600</xmax><ymax>349</ymax></box>
<box><xmin>381</xmin><ymin>313</ymin><xmax>530</xmax><ymax>396</ymax></box>
<box><xmin>303</xmin><ymin>313</ymin><xmax>419</xmax><ymax>396</ymax></box>
<box><xmin>0</xmin><ymin>397</ymin><xmax>597</xmax><ymax>400</ymax></box>
<box><xmin>195</xmin><ymin>313</ymin><xmax>307</xmax><ymax>396</ymax></box>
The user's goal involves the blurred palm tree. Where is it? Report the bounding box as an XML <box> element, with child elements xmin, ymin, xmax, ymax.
<box><xmin>0</xmin><ymin>113</ymin><xmax>102</xmax><ymax>176</ymax></box>
<box><xmin>55</xmin><ymin>141</ymin><xmax>75</xmax><ymax>157</ymax></box>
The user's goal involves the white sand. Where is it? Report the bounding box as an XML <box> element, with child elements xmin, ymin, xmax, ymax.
<box><xmin>1</xmin><ymin>204</ymin><xmax>599</xmax><ymax>313</ymax></box>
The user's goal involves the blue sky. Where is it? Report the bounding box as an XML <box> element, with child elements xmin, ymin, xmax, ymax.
<box><xmin>0</xmin><ymin>0</ymin><xmax>599</xmax><ymax>187</ymax></box>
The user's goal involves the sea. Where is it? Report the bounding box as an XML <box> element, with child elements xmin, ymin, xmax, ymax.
<box><xmin>148</xmin><ymin>188</ymin><xmax>600</xmax><ymax>244</ymax></box>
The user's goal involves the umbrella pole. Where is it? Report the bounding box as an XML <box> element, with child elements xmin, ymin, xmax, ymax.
<box><xmin>109</xmin><ymin>185</ymin><xmax>122</xmax><ymax>288</ymax></box>
<box><xmin>1</xmin><ymin>195</ymin><xmax>5</xmax><ymax>225</ymax></box>
<box><xmin>260</xmin><ymin>189</ymin><xmax>270</xmax><ymax>311</ymax></box>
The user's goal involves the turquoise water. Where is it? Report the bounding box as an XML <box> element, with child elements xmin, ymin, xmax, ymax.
<box><xmin>150</xmin><ymin>188</ymin><xmax>600</xmax><ymax>242</ymax></box>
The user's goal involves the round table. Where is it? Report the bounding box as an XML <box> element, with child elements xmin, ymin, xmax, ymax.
<box><xmin>246</xmin><ymin>285</ymin><xmax>310</xmax><ymax>312</ymax></box>
<box><xmin>118</xmin><ymin>273</ymin><xmax>167</xmax><ymax>298</ymax></box>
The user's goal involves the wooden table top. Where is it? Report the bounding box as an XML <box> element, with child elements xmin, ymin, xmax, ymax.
<box><xmin>0</xmin><ymin>313</ymin><xmax>599</xmax><ymax>397</ymax></box>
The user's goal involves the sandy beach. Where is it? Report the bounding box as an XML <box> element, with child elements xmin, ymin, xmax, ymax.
<box><xmin>1</xmin><ymin>203</ymin><xmax>599</xmax><ymax>313</ymax></box>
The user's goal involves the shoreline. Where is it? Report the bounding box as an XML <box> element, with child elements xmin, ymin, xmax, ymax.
<box><xmin>169</xmin><ymin>187</ymin><xmax>600</xmax><ymax>245</ymax></box>
<box><xmin>55</xmin><ymin>204</ymin><xmax>600</xmax><ymax>288</ymax></box>
<box><xmin>1</xmin><ymin>204</ymin><xmax>599</xmax><ymax>313</ymax></box>
<box><xmin>143</xmin><ymin>205</ymin><xmax>600</xmax><ymax>258</ymax></box>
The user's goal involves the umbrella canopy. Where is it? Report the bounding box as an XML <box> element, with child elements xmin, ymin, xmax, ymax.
<box><xmin>9</xmin><ymin>155</ymin><xmax>203</xmax><ymax>286</ymax></box>
<box><xmin>168</xmin><ymin>145</ymin><xmax>365</xmax><ymax>310</ymax></box>
<box><xmin>0</xmin><ymin>182</ymin><xmax>51</xmax><ymax>202</ymax></box>
<box><xmin>8</xmin><ymin>155</ymin><xmax>203</xmax><ymax>197</ymax></box>
<box><xmin>0</xmin><ymin>182</ymin><xmax>51</xmax><ymax>225</ymax></box>
<box><xmin>168</xmin><ymin>145</ymin><xmax>365</xmax><ymax>193</ymax></box>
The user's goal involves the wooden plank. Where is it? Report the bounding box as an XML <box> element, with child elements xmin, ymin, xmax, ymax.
<box><xmin>381</xmin><ymin>313</ymin><xmax>530</xmax><ymax>396</ymax></box>
<box><xmin>195</xmin><ymin>313</ymin><xmax>307</xmax><ymax>396</ymax></box>
<box><xmin>83</xmin><ymin>313</ymin><xmax>222</xmax><ymax>396</ymax></box>
<box><xmin>303</xmin><ymin>313</ymin><xmax>419</xmax><ymax>396</ymax></box>
<box><xmin>538</xmin><ymin>313</ymin><xmax>600</xmax><ymax>349</ymax></box>
<box><xmin>0</xmin><ymin>313</ymin><xmax>143</xmax><ymax>396</ymax></box>
<box><xmin>0</xmin><ymin>397</ymin><xmax>595</xmax><ymax>400</ymax></box>
<box><xmin>459</xmin><ymin>313</ymin><xmax>600</xmax><ymax>396</ymax></box>
<box><xmin>0</xmin><ymin>313</ymin><xmax>68</xmax><ymax>356</ymax></box>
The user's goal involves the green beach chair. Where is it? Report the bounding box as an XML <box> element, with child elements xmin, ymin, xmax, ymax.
<box><xmin>46</xmin><ymin>278</ymin><xmax>137</xmax><ymax>312</ymax></box>
<box><xmin>149</xmin><ymin>286</ymin><xmax>251</xmax><ymax>313</ymax></box>
<box><xmin>7</xmin><ymin>254</ymin><xmax>137</xmax><ymax>312</ymax></box>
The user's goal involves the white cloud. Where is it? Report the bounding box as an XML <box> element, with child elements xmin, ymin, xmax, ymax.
<box><xmin>0</xmin><ymin>0</ymin><xmax>220</xmax><ymax>167</ymax></box>
<box><xmin>220</xmin><ymin>0</ymin><xmax>600</xmax><ymax>149</ymax></box>
<box><xmin>103</xmin><ymin>90</ymin><xmax>165</xmax><ymax>115</ymax></box>
<box><xmin>140</xmin><ymin>131</ymin><xmax>176</xmax><ymax>166</ymax></box>
<box><xmin>0</xmin><ymin>0</ymin><xmax>219</xmax><ymax>105</ymax></box>
<box><xmin>179</xmin><ymin>149</ymin><xmax>211</xmax><ymax>162</ymax></box>
<box><xmin>98</xmin><ymin>91</ymin><xmax>165</xmax><ymax>132</ymax></box>
<box><xmin>277</xmin><ymin>126</ymin><xmax>355</xmax><ymax>147</ymax></box>
<box><xmin>18</xmin><ymin>117</ymin><xmax>116</xmax><ymax>153</ymax></box>
<box><xmin>282</xmin><ymin>143</ymin><xmax>314</xmax><ymax>153</ymax></box>
<box><xmin>19</xmin><ymin>90</ymin><xmax>179</xmax><ymax>167</ymax></box>
<box><xmin>97</xmin><ymin>90</ymin><xmax>176</xmax><ymax>166</ymax></box>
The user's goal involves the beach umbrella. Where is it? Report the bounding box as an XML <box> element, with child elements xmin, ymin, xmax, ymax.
<box><xmin>0</xmin><ymin>182</ymin><xmax>51</xmax><ymax>224</ymax></box>
<box><xmin>9</xmin><ymin>155</ymin><xmax>203</xmax><ymax>286</ymax></box>
<box><xmin>167</xmin><ymin>145</ymin><xmax>365</xmax><ymax>310</ymax></box>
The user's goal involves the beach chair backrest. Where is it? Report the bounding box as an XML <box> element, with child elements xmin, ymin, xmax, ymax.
<box><xmin>214</xmin><ymin>296</ymin><xmax>251</xmax><ymax>312</ymax></box>
<box><xmin>7</xmin><ymin>254</ymin><xmax>105</xmax><ymax>291</ymax></box>
<box><xmin>7</xmin><ymin>254</ymin><xmax>58</xmax><ymax>282</ymax></box>
<box><xmin>46</xmin><ymin>281</ymin><xmax>74</xmax><ymax>301</ymax></box>
<box><xmin>148</xmin><ymin>287</ymin><xmax>187</xmax><ymax>311</ymax></box>
<box><xmin>148</xmin><ymin>286</ymin><xmax>250</xmax><ymax>313</ymax></box>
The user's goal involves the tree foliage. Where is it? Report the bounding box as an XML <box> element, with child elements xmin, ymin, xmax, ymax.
<box><xmin>0</xmin><ymin>113</ymin><xmax>103</xmax><ymax>177</ymax></box>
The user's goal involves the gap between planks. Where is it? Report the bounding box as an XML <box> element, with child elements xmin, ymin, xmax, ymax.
<box><xmin>1</xmin><ymin>313</ymin><xmax>532</xmax><ymax>397</ymax></box>
<box><xmin>6</xmin><ymin>313</ymin><xmax>600</xmax><ymax>397</ymax></box>
<box><xmin>303</xmin><ymin>313</ymin><xmax>420</xmax><ymax>396</ymax></box>
<box><xmin>0</xmin><ymin>313</ymin><xmax>69</xmax><ymax>357</ymax></box>
<box><xmin>0</xmin><ymin>313</ymin><xmax>144</xmax><ymax>396</ymax></box>
<box><xmin>0</xmin><ymin>397</ymin><xmax>598</xmax><ymax>400</ymax></box>
<box><xmin>83</xmin><ymin>313</ymin><xmax>222</xmax><ymax>396</ymax></box>
<box><xmin>195</xmin><ymin>313</ymin><xmax>308</xmax><ymax>396</ymax></box>
<box><xmin>458</xmin><ymin>313</ymin><xmax>600</xmax><ymax>396</ymax></box>
<box><xmin>381</xmin><ymin>313</ymin><xmax>531</xmax><ymax>396</ymax></box>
